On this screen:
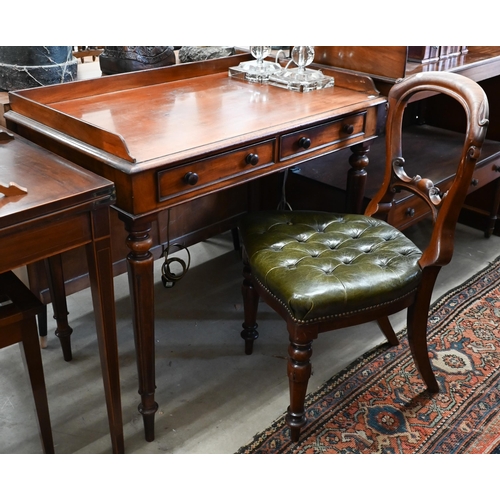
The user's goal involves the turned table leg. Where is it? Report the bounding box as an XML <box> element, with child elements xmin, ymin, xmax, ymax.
<box><xmin>122</xmin><ymin>216</ymin><xmax>158</xmax><ymax>442</ymax></box>
<box><xmin>45</xmin><ymin>254</ymin><xmax>73</xmax><ymax>361</ymax></box>
<box><xmin>346</xmin><ymin>142</ymin><xmax>371</xmax><ymax>214</ymax></box>
<box><xmin>240</xmin><ymin>273</ymin><xmax>259</xmax><ymax>355</ymax></box>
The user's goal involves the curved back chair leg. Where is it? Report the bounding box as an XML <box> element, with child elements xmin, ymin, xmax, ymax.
<box><xmin>407</xmin><ymin>266</ymin><xmax>441</xmax><ymax>393</ymax></box>
<box><xmin>377</xmin><ymin>317</ymin><xmax>400</xmax><ymax>346</ymax></box>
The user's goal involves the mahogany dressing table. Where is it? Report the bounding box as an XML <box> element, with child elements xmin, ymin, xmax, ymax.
<box><xmin>0</xmin><ymin>128</ymin><xmax>123</xmax><ymax>453</ymax></box>
<box><xmin>4</xmin><ymin>52</ymin><xmax>387</xmax><ymax>441</ymax></box>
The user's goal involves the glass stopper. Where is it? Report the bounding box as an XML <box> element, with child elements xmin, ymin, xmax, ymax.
<box><xmin>250</xmin><ymin>46</ymin><xmax>271</xmax><ymax>65</ymax></box>
<box><xmin>291</xmin><ymin>46</ymin><xmax>315</xmax><ymax>72</ymax></box>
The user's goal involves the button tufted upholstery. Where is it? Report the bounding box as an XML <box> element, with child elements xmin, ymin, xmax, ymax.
<box><xmin>240</xmin><ymin>211</ymin><xmax>422</xmax><ymax>323</ymax></box>
<box><xmin>237</xmin><ymin>71</ymin><xmax>489</xmax><ymax>443</ymax></box>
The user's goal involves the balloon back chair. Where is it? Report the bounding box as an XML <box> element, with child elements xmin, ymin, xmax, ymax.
<box><xmin>237</xmin><ymin>71</ymin><xmax>489</xmax><ymax>442</ymax></box>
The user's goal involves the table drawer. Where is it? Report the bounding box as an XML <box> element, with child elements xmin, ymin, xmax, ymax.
<box><xmin>388</xmin><ymin>177</ymin><xmax>454</xmax><ymax>230</ymax></box>
<box><xmin>387</xmin><ymin>159</ymin><xmax>500</xmax><ymax>230</ymax></box>
<box><xmin>157</xmin><ymin>140</ymin><xmax>275</xmax><ymax>202</ymax></box>
<box><xmin>468</xmin><ymin>157</ymin><xmax>500</xmax><ymax>193</ymax></box>
<box><xmin>280</xmin><ymin>112</ymin><xmax>366</xmax><ymax>161</ymax></box>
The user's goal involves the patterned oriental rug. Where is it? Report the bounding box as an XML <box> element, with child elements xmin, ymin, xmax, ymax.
<box><xmin>237</xmin><ymin>256</ymin><xmax>500</xmax><ymax>454</ymax></box>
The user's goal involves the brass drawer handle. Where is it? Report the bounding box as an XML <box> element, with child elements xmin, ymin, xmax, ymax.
<box><xmin>183</xmin><ymin>172</ymin><xmax>199</xmax><ymax>185</ymax></box>
<box><xmin>298</xmin><ymin>137</ymin><xmax>311</xmax><ymax>150</ymax></box>
<box><xmin>245</xmin><ymin>153</ymin><xmax>260</xmax><ymax>166</ymax></box>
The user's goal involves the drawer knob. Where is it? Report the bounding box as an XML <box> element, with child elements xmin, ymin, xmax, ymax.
<box><xmin>342</xmin><ymin>124</ymin><xmax>354</xmax><ymax>135</ymax></box>
<box><xmin>493</xmin><ymin>165</ymin><xmax>500</xmax><ymax>172</ymax></box>
<box><xmin>245</xmin><ymin>153</ymin><xmax>260</xmax><ymax>166</ymax></box>
<box><xmin>183</xmin><ymin>172</ymin><xmax>199</xmax><ymax>185</ymax></box>
<box><xmin>298</xmin><ymin>137</ymin><xmax>311</xmax><ymax>150</ymax></box>
<box><xmin>406</xmin><ymin>208</ymin><xmax>416</xmax><ymax>217</ymax></box>
<box><xmin>471</xmin><ymin>178</ymin><xmax>479</xmax><ymax>186</ymax></box>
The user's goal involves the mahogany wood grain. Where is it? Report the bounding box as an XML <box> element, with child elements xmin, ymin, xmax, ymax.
<box><xmin>9</xmin><ymin>74</ymin><xmax>384</xmax><ymax>164</ymax></box>
<box><xmin>314</xmin><ymin>46</ymin><xmax>408</xmax><ymax>81</ymax></box>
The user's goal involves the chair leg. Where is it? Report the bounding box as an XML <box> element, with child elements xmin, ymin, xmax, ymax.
<box><xmin>377</xmin><ymin>316</ymin><xmax>399</xmax><ymax>346</ymax></box>
<box><xmin>286</xmin><ymin>339</ymin><xmax>313</xmax><ymax>442</ymax></box>
<box><xmin>241</xmin><ymin>264</ymin><xmax>259</xmax><ymax>355</ymax></box>
<box><xmin>20</xmin><ymin>316</ymin><xmax>55</xmax><ymax>454</ymax></box>
<box><xmin>407</xmin><ymin>268</ymin><xmax>440</xmax><ymax>393</ymax></box>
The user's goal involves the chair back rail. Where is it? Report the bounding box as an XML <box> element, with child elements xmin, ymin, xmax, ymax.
<box><xmin>366</xmin><ymin>71</ymin><xmax>489</xmax><ymax>268</ymax></box>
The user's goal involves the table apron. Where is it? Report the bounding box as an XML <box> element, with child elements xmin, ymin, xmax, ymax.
<box><xmin>0</xmin><ymin>212</ymin><xmax>93</xmax><ymax>273</ymax></box>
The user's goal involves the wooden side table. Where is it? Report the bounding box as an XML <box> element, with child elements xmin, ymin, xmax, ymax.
<box><xmin>0</xmin><ymin>128</ymin><xmax>123</xmax><ymax>453</ymax></box>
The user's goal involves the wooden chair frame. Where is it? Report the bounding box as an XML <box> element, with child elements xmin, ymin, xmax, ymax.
<box><xmin>0</xmin><ymin>271</ymin><xmax>54</xmax><ymax>453</ymax></box>
<box><xmin>240</xmin><ymin>71</ymin><xmax>490</xmax><ymax>441</ymax></box>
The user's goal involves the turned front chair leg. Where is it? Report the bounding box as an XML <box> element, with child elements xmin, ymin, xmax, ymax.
<box><xmin>241</xmin><ymin>264</ymin><xmax>259</xmax><ymax>355</ymax></box>
<box><xmin>286</xmin><ymin>339</ymin><xmax>313</xmax><ymax>442</ymax></box>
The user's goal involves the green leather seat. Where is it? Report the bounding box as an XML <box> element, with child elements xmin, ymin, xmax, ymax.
<box><xmin>240</xmin><ymin>211</ymin><xmax>422</xmax><ymax>323</ymax></box>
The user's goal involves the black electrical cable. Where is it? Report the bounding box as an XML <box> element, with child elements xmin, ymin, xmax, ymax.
<box><xmin>161</xmin><ymin>210</ymin><xmax>191</xmax><ymax>288</ymax></box>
